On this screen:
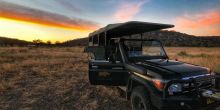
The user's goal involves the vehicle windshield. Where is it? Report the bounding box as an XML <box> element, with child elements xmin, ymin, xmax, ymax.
<box><xmin>122</xmin><ymin>40</ymin><xmax>167</xmax><ymax>60</ymax></box>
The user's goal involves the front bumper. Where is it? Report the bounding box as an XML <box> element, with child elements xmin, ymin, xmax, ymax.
<box><xmin>153</xmin><ymin>74</ymin><xmax>220</xmax><ymax>110</ymax></box>
<box><xmin>159</xmin><ymin>95</ymin><xmax>220</xmax><ymax>110</ymax></box>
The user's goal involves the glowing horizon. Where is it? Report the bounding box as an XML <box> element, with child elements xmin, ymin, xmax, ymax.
<box><xmin>0</xmin><ymin>17</ymin><xmax>91</xmax><ymax>42</ymax></box>
<box><xmin>0</xmin><ymin>0</ymin><xmax>220</xmax><ymax>42</ymax></box>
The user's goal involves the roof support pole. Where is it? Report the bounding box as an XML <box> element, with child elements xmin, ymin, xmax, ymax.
<box><xmin>141</xmin><ymin>33</ymin><xmax>143</xmax><ymax>48</ymax></box>
<box><xmin>104</xmin><ymin>32</ymin><xmax>107</xmax><ymax>46</ymax></box>
<box><xmin>98</xmin><ymin>34</ymin><xmax>99</xmax><ymax>45</ymax></box>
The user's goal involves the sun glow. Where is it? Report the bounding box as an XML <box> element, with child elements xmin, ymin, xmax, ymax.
<box><xmin>0</xmin><ymin>17</ymin><xmax>90</xmax><ymax>42</ymax></box>
<box><xmin>174</xmin><ymin>10</ymin><xmax>220</xmax><ymax>36</ymax></box>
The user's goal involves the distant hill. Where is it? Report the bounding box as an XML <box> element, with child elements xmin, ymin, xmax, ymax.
<box><xmin>62</xmin><ymin>31</ymin><xmax>220</xmax><ymax>47</ymax></box>
<box><xmin>143</xmin><ymin>31</ymin><xmax>220</xmax><ymax>47</ymax></box>
<box><xmin>1</xmin><ymin>31</ymin><xmax>220</xmax><ymax>47</ymax></box>
<box><xmin>62</xmin><ymin>37</ymin><xmax>88</xmax><ymax>46</ymax></box>
<box><xmin>0</xmin><ymin>37</ymin><xmax>32</xmax><ymax>46</ymax></box>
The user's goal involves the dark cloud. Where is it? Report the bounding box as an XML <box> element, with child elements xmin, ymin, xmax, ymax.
<box><xmin>0</xmin><ymin>1</ymin><xmax>99</xmax><ymax>31</ymax></box>
<box><xmin>54</xmin><ymin>0</ymin><xmax>83</xmax><ymax>14</ymax></box>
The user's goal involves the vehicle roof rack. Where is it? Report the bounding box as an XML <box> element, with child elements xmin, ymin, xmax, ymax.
<box><xmin>89</xmin><ymin>21</ymin><xmax>174</xmax><ymax>37</ymax></box>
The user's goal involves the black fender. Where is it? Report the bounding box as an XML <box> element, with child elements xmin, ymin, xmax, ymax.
<box><xmin>125</xmin><ymin>63</ymin><xmax>158</xmax><ymax>97</ymax></box>
<box><xmin>126</xmin><ymin>74</ymin><xmax>161</xmax><ymax>98</ymax></box>
<box><xmin>126</xmin><ymin>74</ymin><xmax>163</xmax><ymax>108</ymax></box>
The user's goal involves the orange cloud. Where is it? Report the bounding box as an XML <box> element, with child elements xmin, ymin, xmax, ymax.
<box><xmin>175</xmin><ymin>10</ymin><xmax>220</xmax><ymax>36</ymax></box>
<box><xmin>0</xmin><ymin>1</ymin><xmax>99</xmax><ymax>31</ymax></box>
<box><xmin>114</xmin><ymin>0</ymin><xmax>147</xmax><ymax>22</ymax></box>
<box><xmin>211</xmin><ymin>28</ymin><xmax>220</xmax><ymax>35</ymax></box>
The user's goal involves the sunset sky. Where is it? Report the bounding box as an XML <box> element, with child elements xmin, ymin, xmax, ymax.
<box><xmin>0</xmin><ymin>0</ymin><xmax>220</xmax><ymax>42</ymax></box>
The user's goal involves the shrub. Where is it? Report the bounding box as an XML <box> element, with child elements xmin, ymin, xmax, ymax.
<box><xmin>177</xmin><ymin>51</ymin><xmax>189</xmax><ymax>56</ymax></box>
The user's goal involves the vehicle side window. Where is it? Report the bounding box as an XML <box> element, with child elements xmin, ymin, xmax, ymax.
<box><xmin>99</xmin><ymin>33</ymin><xmax>105</xmax><ymax>46</ymax></box>
<box><xmin>93</xmin><ymin>35</ymin><xmax>98</xmax><ymax>46</ymax></box>
<box><xmin>86</xmin><ymin>46</ymin><xmax>105</xmax><ymax>60</ymax></box>
<box><xmin>108</xmin><ymin>46</ymin><xmax>116</xmax><ymax>62</ymax></box>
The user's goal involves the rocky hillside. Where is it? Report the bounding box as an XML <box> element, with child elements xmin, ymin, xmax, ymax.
<box><xmin>142</xmin><ymin>31</ymin><xmax>220</xmax><ymax>47</ymax></box>
<box><xmin>63</xmin><ymin>31</ymin><xmax>220</xmax><ymax>47</ymax></box>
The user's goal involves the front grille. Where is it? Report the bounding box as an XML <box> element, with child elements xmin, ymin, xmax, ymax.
<box><xmin>195</xmin><ymin>75</ymin><xmax>213</xmax><ymax>86</ymax></box>
<box><xmin>164</xmin><ymin>74</ymin><xmax>218</xmax><ymax>98</ymax></box>
<box><xmin>182</xmin><ymin>75</ymin><xmax>214</xmax><ymax>93</ymax></box>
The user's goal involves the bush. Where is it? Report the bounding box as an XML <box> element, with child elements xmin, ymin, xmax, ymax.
<box><xmin>177</xmin><ymin>51</ymin><xmax>189</xmax><ymax>56</ymax></box>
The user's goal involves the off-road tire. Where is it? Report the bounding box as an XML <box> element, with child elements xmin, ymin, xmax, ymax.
<box><xmin>131</xmin><ymin>86</ymin><xmax>152</xmax><ymax>110</ymax></box>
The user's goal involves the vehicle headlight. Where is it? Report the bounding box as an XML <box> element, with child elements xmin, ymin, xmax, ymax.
<box><xmin>212</xmin><ymin>78</ymin><xmax>216</xmax><ymax>85</ymax></box>
<box><xmin>168</xmin><ymin>83</ymin><xmax>182</xmax><ymax>94</ymax></box>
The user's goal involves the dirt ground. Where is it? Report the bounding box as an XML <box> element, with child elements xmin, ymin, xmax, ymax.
<box><xmin>0</xmin><ymin>47</ymin><xmax>219</xmax><ymax>110</ymax></box>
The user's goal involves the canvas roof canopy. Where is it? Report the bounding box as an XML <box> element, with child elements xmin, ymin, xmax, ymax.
<box><xmin>88</xmin><ymin>21</ymin><xmax>174</xmax><ymax>46</ymax></box>
<box><xmin>89</xmin><ymin>21</ymin><xmax>174</xmax><ymax>38</ymax></box>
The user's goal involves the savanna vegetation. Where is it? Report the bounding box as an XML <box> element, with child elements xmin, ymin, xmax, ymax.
<box><xmin>166</xmin><ymin>47</ymin><xmax>220</xmax><ymax>72</ymax></box>
<box><xmin>0</xmin><ymin>47</ymin><xmax>219</xmax><ymax>110</ymax></box>
<box><xmin>1</xmin><ymin>30</ymin><xmax>220</xmax><ymax>47</ymax></box>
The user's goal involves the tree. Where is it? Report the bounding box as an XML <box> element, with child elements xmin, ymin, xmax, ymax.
<box><xmin>33</xmin><ymin>39</ymin><xmax>43</xmax><ymax>46</ymax></box>
<box><xmin>46</xmin><ymin>40</ymin><xmax>52</xmax><ymax>45</ymax></box>
<box><xmin>55</xmin><ymin>41</ymin><xmax>61</xmax><ymax>44</ymax></box>
<box><xmin>33</xmin><ymin>39</ymin><xmax>43</xmax><ymax>44</ymax></box>
<box><xmin>55</xmin><ymin>41</ymin><xmax>61</xmax><ymax>46</ymax></box>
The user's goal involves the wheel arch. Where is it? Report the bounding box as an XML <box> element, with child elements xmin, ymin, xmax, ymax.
<box><xmin>126</xmin><ymin>74</ymin><xmax>153</xmax><ymax>100</ymax></box>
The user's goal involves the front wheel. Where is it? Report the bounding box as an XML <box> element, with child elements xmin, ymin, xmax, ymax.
<box><xmin>131</xmin><ymin>86</ymin><xmax>152</xmax><ymax>110</ymax></box>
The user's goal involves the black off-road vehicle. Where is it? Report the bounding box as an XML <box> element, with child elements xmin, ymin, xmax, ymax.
<box><xmin>85</xmin><ymin>21</ymin><xmax>220</xmax><ymax>110</ymax></box>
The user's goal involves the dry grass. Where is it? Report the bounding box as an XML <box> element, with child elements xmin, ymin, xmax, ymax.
<box><xmin>0</xmin><ymin>47</ymin><xmax>219</xmax><ymax>110</ymax></box>
<box><xmin>0</xmin><ymin>47</ymin><xmax>130</xmax><ymax>110</ymax></box>
<box><xmin>165</xmin><ymin>47</ymin><xmax>220</xmax><ymax>72</ymax></box>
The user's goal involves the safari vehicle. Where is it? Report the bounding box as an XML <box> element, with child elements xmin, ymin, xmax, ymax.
<box><xmin>85</xmin><ymin>21</ymin><xmax>220</xmax><ymax>110</ymax></box>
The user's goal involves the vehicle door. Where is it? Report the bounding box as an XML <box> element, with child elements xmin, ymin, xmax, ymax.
<box><xmin>86</xmin><ymin>45</ymin><xmax>128</xmax><ymax>86</ymax></box>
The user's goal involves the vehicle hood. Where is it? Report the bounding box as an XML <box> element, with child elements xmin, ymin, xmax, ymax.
<box><xmin>137</xmin><ymin>59</ymin><xmax>209</xmax><ymax>78</ymax></box>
